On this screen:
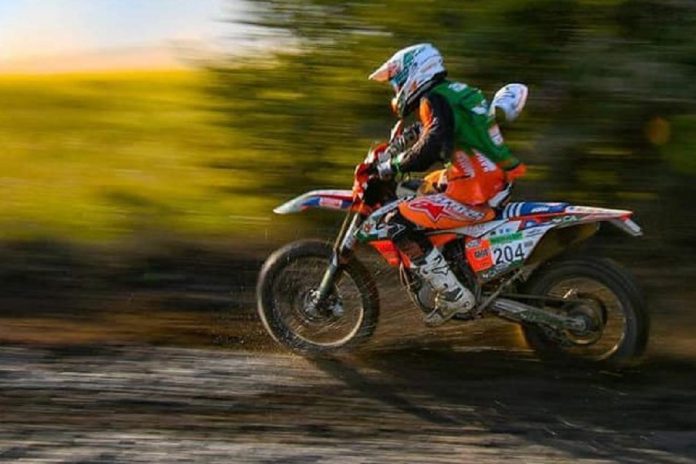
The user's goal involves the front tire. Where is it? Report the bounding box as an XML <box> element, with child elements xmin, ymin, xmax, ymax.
<box><xmin>257</xmin><ymin>240</ymin><xmax>380</xmax><ymax>355</ymax></box>
<box><xmin>521</xmin><ymin>256</ymin><xmax>649</xmax><ymax>366</ymax></box>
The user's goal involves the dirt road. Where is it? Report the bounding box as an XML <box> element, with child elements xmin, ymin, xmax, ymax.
<box><xmin>1</xmin><ymin>334</ymin><xmax>696</xmax><ymax>463</ymax></box>
<box><xmin>0</xmin><ymin>253</ymin><xmax>695</xmax><ymax>463</ymax></box>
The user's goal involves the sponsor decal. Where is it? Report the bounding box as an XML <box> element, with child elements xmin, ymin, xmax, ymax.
<box><xmin>480</xmin><ymin>262</ymin><xmax>521</xmax><ymax>281</ymax></box>
<box><xmin>472</xmin><ymin>103</ymin><xmax>488</xmax><ymax>115</ymax></box>
<box><xmin>358</xmin><ymin>218</ymin><xmax>393</xmax><ymax>240</ymax></box>
<box><xmin>490</xmin><ymin>223</ymin><xmax>520</xmax><ymax>236</ymax></box>
<box><xmin>507</xmin><ymin>202</ymin><xmax>569</xmax><ymax>217</ymax></box>
<box><xmin>473</xmin><ymin>151</ymin><xmax>498</xmax><ymax>173</ymax></box>
<box><xmin>474</xmin><ymin>249</ymin><xmax>488</xmax><ymax>259</ymax></box>
<box><xmin>408</xmin><ymin>196</ymin><xmax>485</xmax><ymax>222</ymax></box>
<box><xmin>465</xmin><ymin>238</ymin><xmax>482</xmax><ymax>249</ymax></box>
<box><xmin>551</xmin><ymin>215</ymin><xmax>580</xmax><ymax>225</ymax></box>
<box><xmin>453</xmin><ymin>152</ymin><xmax>475</xmax><ymax>177</ymax></box>
<box><xmin>319</xmin><ymin>197</ymin><xmax>345</xmax><ymax>209</ymax></box>
<box><xmin>520</xmin><ymin>219</ymin><xmax>539</xmax><ymax>229</ymax></box>
<box><xmin>566</xmin><ymin>206</ymin><xmax>610</xmax><ymax>214</ymax></box>
<box><xmin>457</xmin><ymin>220</ymin><xmax>507</xmax><ymax>237</ymax></box>
<box><xmin>522</xmin><ymin>227</ymin><xmax>546</xmax><ymax>237</ymax></box>
<box><xmin>465</xmin><ymin>238</ymin><xmax>493</xmax><ymax>272</ymax></box>
<box><xmin>358</xmin><ymin>201</ymin><xmax>408</xmax><ymax>241</ymax></box>
<box><xmin>489</xmin><ymin>232</ymin><xmax>523</xmax><ymax>246</ymax></box>
<box><xmin>488</xmin><ymin>124</ymin><xmax>504</xmax><ymax>146</ymax></box>
<box><xmin>408</xmin><ymin>198</ymin><xmax>447</xmax><ymax>221</ymax></box>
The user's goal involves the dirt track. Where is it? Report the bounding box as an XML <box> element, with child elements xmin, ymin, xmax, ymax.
<box><xmin>1</xmin><ymin>342</ymin><xmax>695</xmax><ymax>463</ymax></box>
<box><xmin>0</xmin><ymin>252</ymin><xmax>695</xmax><ymax>463</ymax></box>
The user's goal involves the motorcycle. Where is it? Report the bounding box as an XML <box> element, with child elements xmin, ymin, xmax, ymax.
<box><xmin>257</xmin><ymin>139</ymin><xmax>649</xmax><ymax>365</ymax></box>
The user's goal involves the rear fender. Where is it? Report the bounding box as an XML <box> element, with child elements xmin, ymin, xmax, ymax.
<box><xmin>501</xmin><ymin>203</ymin><xmax>643</xmax><ymax>237</ymax></box>
<box><xmin>563</xmin><ymin>206</ymin><xmax>642</xmax><ymax>237</ymax></box>
<box><xmin>467</xmin><ymin>204</ymin><xmax>642</xmax><ymax>281</ymax></box>
<box><xmin>273</xmin><ymin>190</ymin><xmax>353</xmax><ymax>214</ymax></box>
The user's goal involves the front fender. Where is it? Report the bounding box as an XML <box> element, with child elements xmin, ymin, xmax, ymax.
<box><xmin>273</xmin><ymin>189</ymin><xmax>353</xmax><ymax>215</ymax></box>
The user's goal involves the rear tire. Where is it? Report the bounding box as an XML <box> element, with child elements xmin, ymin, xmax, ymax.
<box><xmin>257</xmin><ymin>240</ymin><xmax>380</xmax><ymax>355</ymax></box>
<box><xmin>521</xmin><ymin>256</ymin><xmax>649</xmax><ymax>366</ymax></box>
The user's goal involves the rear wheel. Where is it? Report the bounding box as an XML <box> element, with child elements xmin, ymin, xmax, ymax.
<box><xmin>257</xmin><ymin>240</ymin><xmax>379</xmax><ymax>354</ymax></box>
<box><xmin>521</xmin><ymin>256</ymin><xmax>649</xmax><ymax>366</ymax></box>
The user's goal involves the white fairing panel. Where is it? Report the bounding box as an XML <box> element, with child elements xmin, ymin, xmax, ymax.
<box><xmin>273</xmin><ymin>190</ymin><xmax>353</xmax><ymax>215</ymax></box>
<box><xmin>431</xmin><ymin>201</ymin><xmax>641</xmax><ymax>280</ymax></box>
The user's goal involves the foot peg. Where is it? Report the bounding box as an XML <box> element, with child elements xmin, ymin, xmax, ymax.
<box><xmin>423</xmin><ymin>294</ymin><xmax>475</xmax><ymax>327</ymax></box>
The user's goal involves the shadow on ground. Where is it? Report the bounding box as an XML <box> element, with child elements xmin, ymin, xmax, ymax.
<box><xmin>310</xmin><ymin>349</ymin><xmax>696</xmax><ymax>462</ymax></box>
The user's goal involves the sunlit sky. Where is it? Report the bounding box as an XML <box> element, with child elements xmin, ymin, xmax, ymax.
<box><xmin>0</xmin><ymin>0</ymin><xmax>243</xmax><ymax>62</ymax></box>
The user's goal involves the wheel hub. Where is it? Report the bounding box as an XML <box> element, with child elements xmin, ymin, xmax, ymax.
<box><xmin>564</xmin><ymin>296</ymin><xmax>606</xmax><ymax>345</ymax></box>
<box><xmin>298</xmin><ymin>289</ymin><xmax>343</xmax><ymax>322</ymax></box>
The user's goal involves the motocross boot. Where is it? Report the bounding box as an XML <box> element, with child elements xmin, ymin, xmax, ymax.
<box><xmin>411</xmin><ymin>247</ymin><xmax>476</xmax><ymax>326</ymax></box>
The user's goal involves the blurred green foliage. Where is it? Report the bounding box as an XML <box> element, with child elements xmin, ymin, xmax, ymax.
<box><xmin>1</xmin><ymin>0</ymin><xmax>694</xmax><ymax>253</ymax></box>
<box><xmin>0</xmin><ymin>71</ymin><xmax>276</xmax><ymax>241</ymax></box>
<box><xmin>211</xmin><ymin>0</ymin><xmax>696</xmax><ymax>250</ymax></box>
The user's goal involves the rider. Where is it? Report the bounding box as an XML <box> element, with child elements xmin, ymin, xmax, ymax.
<box><xmin>368</xmin><ymin>43</ymin><xmax>527</xmax><ymax>325</ymax></box>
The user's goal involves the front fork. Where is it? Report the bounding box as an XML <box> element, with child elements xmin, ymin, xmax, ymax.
<box><xmin>314</xmin><ymin>213</ymin><xmax>363</xmax><ymax>306</ymax></box>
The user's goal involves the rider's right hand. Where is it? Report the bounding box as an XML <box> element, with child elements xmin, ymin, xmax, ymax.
<box><xmin>376</xmin><ymin>159</ymin><xmax>394</xmax><ymax>180</ymax></box>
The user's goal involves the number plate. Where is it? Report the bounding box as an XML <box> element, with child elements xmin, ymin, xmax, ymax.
<box><xmin>491</xmin><ymin>242</ymin><xmax>526</xmax><ymax>266</ymax></box>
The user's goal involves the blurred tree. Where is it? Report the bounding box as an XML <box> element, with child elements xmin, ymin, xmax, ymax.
<box><xmin>211</xmin><ymin>0</ymin><xmax>696</xmax><ymax>250</ymax></box>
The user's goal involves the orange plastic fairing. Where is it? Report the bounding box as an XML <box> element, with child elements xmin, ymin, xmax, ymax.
<box><xmin>445</xmin><ymin>151</ymin><xmax>506</xmax><ymax>205</ymax></box>
<box><xmin>399</xmin><ymin>194</ymin><xmax>495</xmax><ymax>230</ymax></box>
<box><xmin>369</xmin><ymin>240</ymin><xmax>401</xmax><ymax>267</ymax></box>
<box><xmin>465</xmin><ymin>238</ymin><xmax>494</xmax><ymax>272</ymax></box>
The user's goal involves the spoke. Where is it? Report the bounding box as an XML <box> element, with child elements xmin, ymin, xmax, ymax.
<box><xmin>562</xmin><ymin>288</ymin><xmax>577</xmax><ymax>299</ymax></box>
<box><xmin>271</xmin><ymin>257</ymin><xmax>364</xmax><ymax>347</ymax></box>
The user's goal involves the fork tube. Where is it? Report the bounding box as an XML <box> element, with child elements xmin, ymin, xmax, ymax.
<box><xmin>316</xmin><ymin>254</ymin><xmax>340</xmax><ymax>303</ymax></box>
<box><xmin>332</xmin><ymin>212</ymin><xmax>354</xmax><ymax>253</ymax></box>
<box><xmin>337</xmin><ymin>214</ymin><xmax>362</xmax><ymax>257</ymax></box>
<box><xmin>317</xmin><ymin>213</ymin><xmax>362</xmax><ymax>304</ymax></box>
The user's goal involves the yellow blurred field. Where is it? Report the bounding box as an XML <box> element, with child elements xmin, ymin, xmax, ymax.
<box><xmin>0</xmin><ymin>70</ymin><xmax>275</xmax><ymax>242</ymax></box>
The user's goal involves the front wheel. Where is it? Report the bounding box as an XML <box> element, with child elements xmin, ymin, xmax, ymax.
<box><xmin>257</xmin><ymin>240</ymin><xmax>380</xmax><ymax>355</ymax></box>
<box><xmin>521</xmin><ymin>256</ymin><xmax>649</xmax><ymax>366</ymax></box>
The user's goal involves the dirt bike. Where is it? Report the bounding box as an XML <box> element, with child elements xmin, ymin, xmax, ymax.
<box><xmin>257</xmin><ymin>142</ymin><xmax>649</xmax><ymax>366</ymax></box>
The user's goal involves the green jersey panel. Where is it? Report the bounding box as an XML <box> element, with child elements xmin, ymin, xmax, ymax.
<box><xmin>430</xmin><ymin>80</ymin><xmax>520</xmax><ymax>170</ymax></box>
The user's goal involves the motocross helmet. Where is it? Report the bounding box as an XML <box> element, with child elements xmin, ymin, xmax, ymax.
<box><xmin>489</xmin><ymin>83</ymin><xmax>528</xmax><ymax>124</ymax></box>
<box><xmin>368</xmin><ymin>43</ymin><xmax>446</xmax><ymax>118</ymax></box>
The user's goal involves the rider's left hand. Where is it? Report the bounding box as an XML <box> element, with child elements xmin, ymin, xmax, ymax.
<box><xmin>354</xmin><ymin>161</ymin><xmax>375</xmax><ymax>184</ymax></box>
